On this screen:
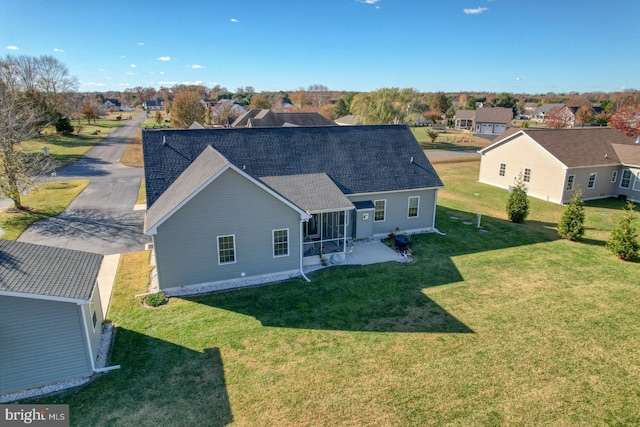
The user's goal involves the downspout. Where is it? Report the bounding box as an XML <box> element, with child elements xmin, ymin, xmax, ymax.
<box><xmin>300</xmin><ymin>218</ymin><xmax>311</xmax><ymax>282</ymax></box>
<box><xmin>432</xmin><ymin>189</ymin><xmax>446</xmax><ymax>236</ymax></box>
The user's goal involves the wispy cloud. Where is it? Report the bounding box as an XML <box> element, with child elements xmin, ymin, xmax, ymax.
<box><xmin>53</xmin><ymin>48</ymin><xmax>64</xmax><ymax>53</ymax></box>
<box><xmin>357</xmin><ymin>0</ymin><xmax>380</xmax><ymax>4</ymax></box>
<box><xmin>126</xmin><ymin>72</ymin><xmax>135</xmax><ymax>75</ymax></box>
<box><xmin>463</xmin><ymin>7</ymin><xmax>488</xmax><ymax>15</ymax></box>
<box><xmin>6</xmin><ymin>45</ymin><xmax>19</xmax><ymax>50</ymax></box>
<box><xmin>159</xmin><ymin>80</ymin><xmax>178</xmax><ymax>85</ymax></box>
<box><xmin>130</xmin><ymin>64</ymin><xmax>137</xmax><ymax>68</ymax></box>
<box><xmin>137</xmin><ymin>42</ymin><xmax>145</xmax><ymax>46</ymax></box>
<box><xmin>230</xmin><ymin>18</ymin><xmax>239</xmax><ymax>23</ymax></box>
<box><xmin>158</xmin><ymin>56</ymin><xmax>171</xmax><ymax>61</ymax></box>
<box><xmin>191</xmin><ymin>64</ymin><xmax>205</xmax><ymax>69</ymax></box>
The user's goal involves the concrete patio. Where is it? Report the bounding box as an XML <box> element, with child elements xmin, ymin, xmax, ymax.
<box><xmin>348</xmin><ymin>240</ymin><xmax>407</xmax><ymax>265</ymax></box>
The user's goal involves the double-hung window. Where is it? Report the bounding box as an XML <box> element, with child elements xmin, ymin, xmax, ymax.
<box><xmin>273</xmin><ymin>229</ymin><xmax>289</xmax><ymax>257</ymax></box>
<box><xmin>611</xmin><ymin>171</ymin><xmax>618</xmax><ymax>183</ymax></box>
<box><xmin>374</xmin><ymin>200</ymin><xmax>386</xmax><ymax>222</ymax></box>
<box><xmin>587</xmin><ymin>173</ymin><xmax>597</xmax><ymax>189</ymax></box>
<box><xmin>620</xmin><ymin>170</ymin><xmax>632</xmax><ymax>189</ymax></box>
<box><xmin>499</xmin><ymin>163</ymin><xmax>506</xmax><ymax>177</ymax></box>
<box><xmin>633</xmin><ymin>172</ymin><xmax>640</xmax><ymax>191</ymax></box>
<box><xmin>523</xmin><ymin>168</ymin><xmax>531</xmax><ymax>183</ymax></box>
<box><xmin>566</xmin><ymin>175</ymin><xmax>575</xmax><ymax>191</ymax></box>
<box><xmin>408</xmin><ymin>196</ymin><xmax>419</xmax><ymax>218</ymax></box>
<box><xmin>217</xmin><ymin>235</ymin><xmax>236</xmax><ymax>264</ymax></box>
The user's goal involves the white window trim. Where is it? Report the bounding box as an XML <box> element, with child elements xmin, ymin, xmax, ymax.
<box><xmin>587</xmin><ymin>173</ymin><xmax>597</xmax><ymax>189</ymax></box>
<box><xmin>272</xmin><ymin>228</ymin><xmax>289</xmax><ymax>258</ymax></box>
<box><xmin>217</xmin><ymin>234</ymin><xmax>236</xmax><ymax>265</ymax></box>
<box><xmin>523</xmin><ymin>168</ymin><xmax>531</xmax><ymax>183</ymax></box>
<box><xmin>374</xmin><ymin>199</ymin><xmax>386</xmax><ymax>222</ymax></box>
<box><xmin>499</xmin><ymin>163</ymin><xmax>506</xmax><ymax>177</ymax></box>
<box><xmin>566</xmin><ymin>174</ymin><xmax>575</xmax><ymax>191</ymax></box>
<box><xmin>407</xmin><ymin>196</ymin><xmax>420</xmax><ymax>218</ymax></box>
<box><xmin>633</xmin><ymin>172</ymin><xmax>640</xmax><ymax>191</ymax></box>
<box><xmin>620</xmin><ymin>169</ymin><xmax>632</xmax><ymax>189</ymax></box>
<box><xmin>611</xmin><ymin>170</ymin><xmax>618</xmax><ymax>183</ymax></box>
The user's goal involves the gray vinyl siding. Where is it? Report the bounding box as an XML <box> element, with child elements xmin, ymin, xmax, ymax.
<box><xmin>347</xmin><ymin>189</ymin><xmax>437</xmax><ymax>237</ymax></box>
<box><xmin>153</xmin><ymin>168</ymin><xmax>301</xmax><ymax>290</ymax></box>
<box><xmin>0</xmin><ymin>296</ymin><xmax>92</xmax><ymax>394</ymax></box>
<box><xmin>562</xmin><ymin>166</ymin><xmax>627</xmax><ymax>203</ymax></box>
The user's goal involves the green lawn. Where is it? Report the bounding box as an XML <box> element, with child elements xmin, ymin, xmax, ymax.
<box><xmin>411</xmin><ymin>127</ymin><xmax>491</xmax><ymax>151</ymax></box>
<box><xmin>0</xmin><ymin>180</ymin><xmax>89</xmax><ymax>240</ymax></box>
<box><xmin>27</xmin><ymin>161</ymin><xmax>640</xmax><ymax>426</ymax></box>
<box><xmin>20</xmin><ymin>116</ymin><xmax>133</xmax><ymax>167</ymax></box>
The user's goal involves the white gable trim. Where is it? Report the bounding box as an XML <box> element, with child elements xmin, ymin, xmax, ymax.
<box><xmin>145</xmin><ymin>164</ymin><xmax>309</xmax><ymax>235</ymax></box>
<box><xmin>0</xmin><ymin>290</ymin><xmax>89</xmax><ymax>305</ymax></box>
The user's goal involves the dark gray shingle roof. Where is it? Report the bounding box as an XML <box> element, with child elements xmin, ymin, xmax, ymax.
<box><xmin>0</xmin><ymin>240</ymin><xmax>103</xmax><ymax>301</ymax></box>
<box><xmin>232</xmin><ymin>109</ymin><xmax>337</xmax><ymax>127</ymax></box>
<box><xmin>142</xmin><ymin>125</ymin><xmax>444</xmax><ymax>209</ymax></box>
<box><xmin>261</xmin><ymin>173</ymin><xmax>354</xmax><ymax>213</ymax></box>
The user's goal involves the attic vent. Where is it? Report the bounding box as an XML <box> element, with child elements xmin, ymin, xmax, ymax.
<box><xmin>410</xmin><ymin>156</ymin><xmax>414</xmax><ymax>163</ymax></box>
<box><xmin>162</xmin><ymin>136</ymin><xmax>166</xmax><ymax>145</ymax></box>
<box><xmin>242</xmin><ymin>165</ymin><xmax>246</xmax><ymax>170</ymax></box>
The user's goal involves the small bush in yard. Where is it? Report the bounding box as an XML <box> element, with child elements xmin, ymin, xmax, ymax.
<box><xmin>558</xmin><ymin>189</ymin><xmax>585</xmax><ymax>240</ymax></box>
<box><xmin>145</xmin><ymin>292</ymin><xmax>167</xmax><ymax>307</ymax></box>
<box><xmin>506</xmin><ymin>173</ymin><xmax>530</xmax><ymax>223</ymax></box>
<box><xmin>606</xmin><ymin>202</ymin><xmax>640</xmax><ymax>261</ymax></box>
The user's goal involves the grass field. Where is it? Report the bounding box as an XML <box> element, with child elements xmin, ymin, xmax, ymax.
<box><xmin>26</xmin><ymin>161</ymin><xmax>640</xmax><ymax>426</ymax></box>
<box><xmin>19</xmin><ymin>114</ymin><xmax>135</xmax><ymax>167</ymax></box>
<box><xmin>411</xmin><ymin>127</ymin><xmax>492</xmax><ymax>151</ymax></box>
<box><xmin>0</xmin><ymin>180</ymin><xmax>89</xmax><ymax>240</ymax></box>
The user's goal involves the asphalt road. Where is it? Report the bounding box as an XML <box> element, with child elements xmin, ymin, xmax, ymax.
<box><xmin>17</xmin><ymin>113</ymin><xmax>152</xmax><ymax>255</ymax></box>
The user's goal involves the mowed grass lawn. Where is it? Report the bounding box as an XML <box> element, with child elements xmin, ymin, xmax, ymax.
<box><xmin>30</xmin><ymin>161</ymin><xmax>640</xmax><ymax>426</ymax></box>
<box><xmin>20</xmin><ymin>113</ymin><xmax>137</xmax><ymax>167</ymax></box>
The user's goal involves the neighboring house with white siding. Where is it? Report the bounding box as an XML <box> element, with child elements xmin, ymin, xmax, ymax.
<box><xmin>0</xmin><ymin>241</ymin><xmax>104</xmax><ymax>396</ymax></box>
<box><xmin>142</xmin><ymin>125</ymin><xmax>444</xmax><ymax>294</ymax></box>
<box><xmin>478</xmin><ymin>128</ymin><xmax>640</xmax><ymax>204</ymax></box>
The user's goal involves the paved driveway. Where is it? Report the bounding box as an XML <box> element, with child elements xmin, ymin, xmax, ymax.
<box><xmin>17</xmin><ymin>113</ymin><xmax>151</xmax><ymax>255</ymax></box>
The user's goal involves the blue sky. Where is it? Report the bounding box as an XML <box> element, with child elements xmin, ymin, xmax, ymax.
<box><xmin>1</xmin><ymin>0</ymin><xmax>639</xmax><ymax>94</ymax></box>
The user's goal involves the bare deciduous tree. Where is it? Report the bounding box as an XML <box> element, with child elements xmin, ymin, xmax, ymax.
<box><xmin>0</xmin><ymin>86</ymin><xmax>55</xmax><ymax>210</ymax></box>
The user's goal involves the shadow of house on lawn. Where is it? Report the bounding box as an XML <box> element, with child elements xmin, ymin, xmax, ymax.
<box><xmin>28</xmin><ymin>328</ymin><xmax>233</xmax><ymax>427</ymax></box>
<box><xmin>188</xmin><ymin>207</ymin><xmax>558</xmax><ymax>334</ymax></box>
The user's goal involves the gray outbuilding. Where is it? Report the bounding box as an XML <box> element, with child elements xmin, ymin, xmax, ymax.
<box><xmin>0</xmin><ymin>240</ymin><xmax>104</xmax><ymax>395</ymax></box>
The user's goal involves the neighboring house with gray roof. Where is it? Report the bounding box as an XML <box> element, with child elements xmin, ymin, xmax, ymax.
<box><xmin>142</xmin><ymin>125</ymin><xmax>444</xmax><ymax>293</ymax></box>
<box><xmin>454</xmin><ymin>107</ymin><xmax>513</xmax><ymax>134</ymax></box>
<box><xmin>531</xmin><ymin>103</ymin><xmax>565</xmax><ymax>122</ymax></box>
<box><xmin>231</xmin><ymin>109</ymin><xmax>336</xmax><ymax>127</ymax></box>
<box><xmin>478</xmin><ymin>128</ymin><xmax>640</xmax><ymax>204</ymax></box>
<box><xmin>103</xmin><ymin>98</ymin><xmax>121</xmax><ymax>112</ymax></box>
<box><xmin>0</xmin><ymin>241</ymin><xmax>104</xmax><ymax>395</ymax></box>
